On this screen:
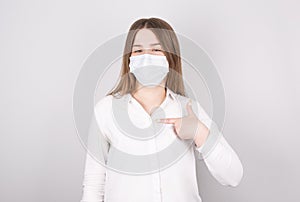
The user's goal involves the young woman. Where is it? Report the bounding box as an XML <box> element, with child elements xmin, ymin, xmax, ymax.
<box><xmin>81</xmin><ymin>17</ymin><xmax>243</xmax><ymax>202</ymax></box>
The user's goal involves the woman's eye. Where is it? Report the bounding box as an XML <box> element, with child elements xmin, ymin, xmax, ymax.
<box><xmin>133</xmin><ymin>49</ymin><xmax>162</xmax><ymax>53</ymax></box>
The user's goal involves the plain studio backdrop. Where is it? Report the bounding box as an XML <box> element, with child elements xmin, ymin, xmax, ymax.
<box><xmin>1</xmin><ymin>0</ymin><xmax>299</xmax><ymax>201</ymax></box>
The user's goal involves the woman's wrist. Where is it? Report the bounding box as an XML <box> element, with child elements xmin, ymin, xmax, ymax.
<box><xmin>194</xmin><ymin>122</ymin><xmax>210</xmax><ymax>148</ymax></box>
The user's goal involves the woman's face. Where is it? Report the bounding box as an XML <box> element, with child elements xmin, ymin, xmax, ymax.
<box><xmin>131</xmin><ymin>28</ymin><xmax>165</xmax><ymax>56</ymax></box>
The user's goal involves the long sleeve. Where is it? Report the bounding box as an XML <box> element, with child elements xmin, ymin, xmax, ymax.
<box><xmin>196</xmin><ymin>134</ymin><xmax>244</xmax><ymax>187</ymax></box>
<box><xmin>192</xmin><ymin>100</ymin><xmax>244</xmax><ymax>187</ymax></box>
<box><xmin>80</xmin><ymin>152</ymin><xmax>108</xmax><ymax>202</ymax></box>
<box><xmin>80</xmin><ymin>102</ymin><xmax>111</xmax><ymax>202</ymax></box>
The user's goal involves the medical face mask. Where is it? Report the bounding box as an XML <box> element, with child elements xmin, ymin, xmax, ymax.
<box><xmin>129</xmin><ymin>53</ymin><xmax>169</xmax><ymax>86</ymax></box>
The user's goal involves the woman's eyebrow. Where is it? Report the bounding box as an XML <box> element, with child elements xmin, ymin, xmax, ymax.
<box><xmin>133</xmin><ymin>43</ymin><xmax>161</xmax><ymax>47</ymax></box>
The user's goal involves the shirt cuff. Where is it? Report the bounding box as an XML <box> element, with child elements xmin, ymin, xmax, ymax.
<box><xmin>194</xmin><ymin>121</ymin><xmax>222</xmax><ymax>158</ymax></box>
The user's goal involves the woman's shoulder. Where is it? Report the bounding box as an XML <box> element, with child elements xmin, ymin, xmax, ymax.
<box><xmin>94</xmin><ymin>93</ymin><xmax>128</xmax><ymax>111</ymax></box>
<box><xmin>94</xmin><ymin>94</ymin><xmax>114</xmax><ymax>112</ymax></box>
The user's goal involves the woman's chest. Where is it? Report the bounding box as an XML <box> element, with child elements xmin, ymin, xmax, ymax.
<box><xmin>106</xmin><ymin>108</ymin><xmax>182</xmax><ymax>155</ymax></box>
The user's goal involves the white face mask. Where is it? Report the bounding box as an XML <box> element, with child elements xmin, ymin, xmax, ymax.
<box><xmin>129</xmin><ymin>53</ymin><xmax>169</xmax><ymax>86</ymax></box>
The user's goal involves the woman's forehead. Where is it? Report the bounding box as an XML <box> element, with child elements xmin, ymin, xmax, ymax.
<box><xmin>133</xmin><ymin>29</ymin><xmax>161</xmax><ymax>46</ymax></box>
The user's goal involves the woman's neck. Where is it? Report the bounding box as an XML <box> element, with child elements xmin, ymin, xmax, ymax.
<box><xmin>131</xmin><ymin>85</ymin><xmax>166</xmax><ymax>114</ymax></box>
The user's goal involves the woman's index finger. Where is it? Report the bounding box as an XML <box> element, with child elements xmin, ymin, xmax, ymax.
<box><xmin>156</xmin><ymin>117</ymin><xmax>179</xmax><ymax>124</ymax></box>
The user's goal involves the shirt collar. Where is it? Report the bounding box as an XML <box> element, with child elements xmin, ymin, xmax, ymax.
<box><xmin>127</xmin><ymin>87</ymin><xmax>176</xmax><ymax>103</ymax></box>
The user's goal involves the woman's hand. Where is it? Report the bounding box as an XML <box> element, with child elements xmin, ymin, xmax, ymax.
<box><xmin>156</xmin><ymin>100</ymin><xmax>210</xmax><ymax>148</ymax></box>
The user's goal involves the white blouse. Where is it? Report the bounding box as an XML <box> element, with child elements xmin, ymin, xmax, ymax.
<box><xmin>80</xmin><ymin>87</ymin><xmax>243</xmax><ymax>202</ymax></box>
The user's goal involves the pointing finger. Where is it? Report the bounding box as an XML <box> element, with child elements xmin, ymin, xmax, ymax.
<box><xmin>156</xmin><ymin>118</ymin><xmax>179</xmax><ymax>124</ymax></box>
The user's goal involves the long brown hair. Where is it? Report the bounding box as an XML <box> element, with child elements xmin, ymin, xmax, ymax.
<box><xmin>106</xmin><ymin>17</ymin><xmax>186</xmax><ymax>97</ymax></box>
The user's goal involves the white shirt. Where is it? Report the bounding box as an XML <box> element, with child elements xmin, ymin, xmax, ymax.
<box><xmin>80</xmin><ymin>87</ymin><xmax>243</xmax><ymax>202</ymax></box>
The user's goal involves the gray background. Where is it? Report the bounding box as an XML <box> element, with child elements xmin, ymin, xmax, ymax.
<box><xmin>1</xmin><ymin>0</ymin><xmax>299</xmax><ymax>201</ymax></box>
